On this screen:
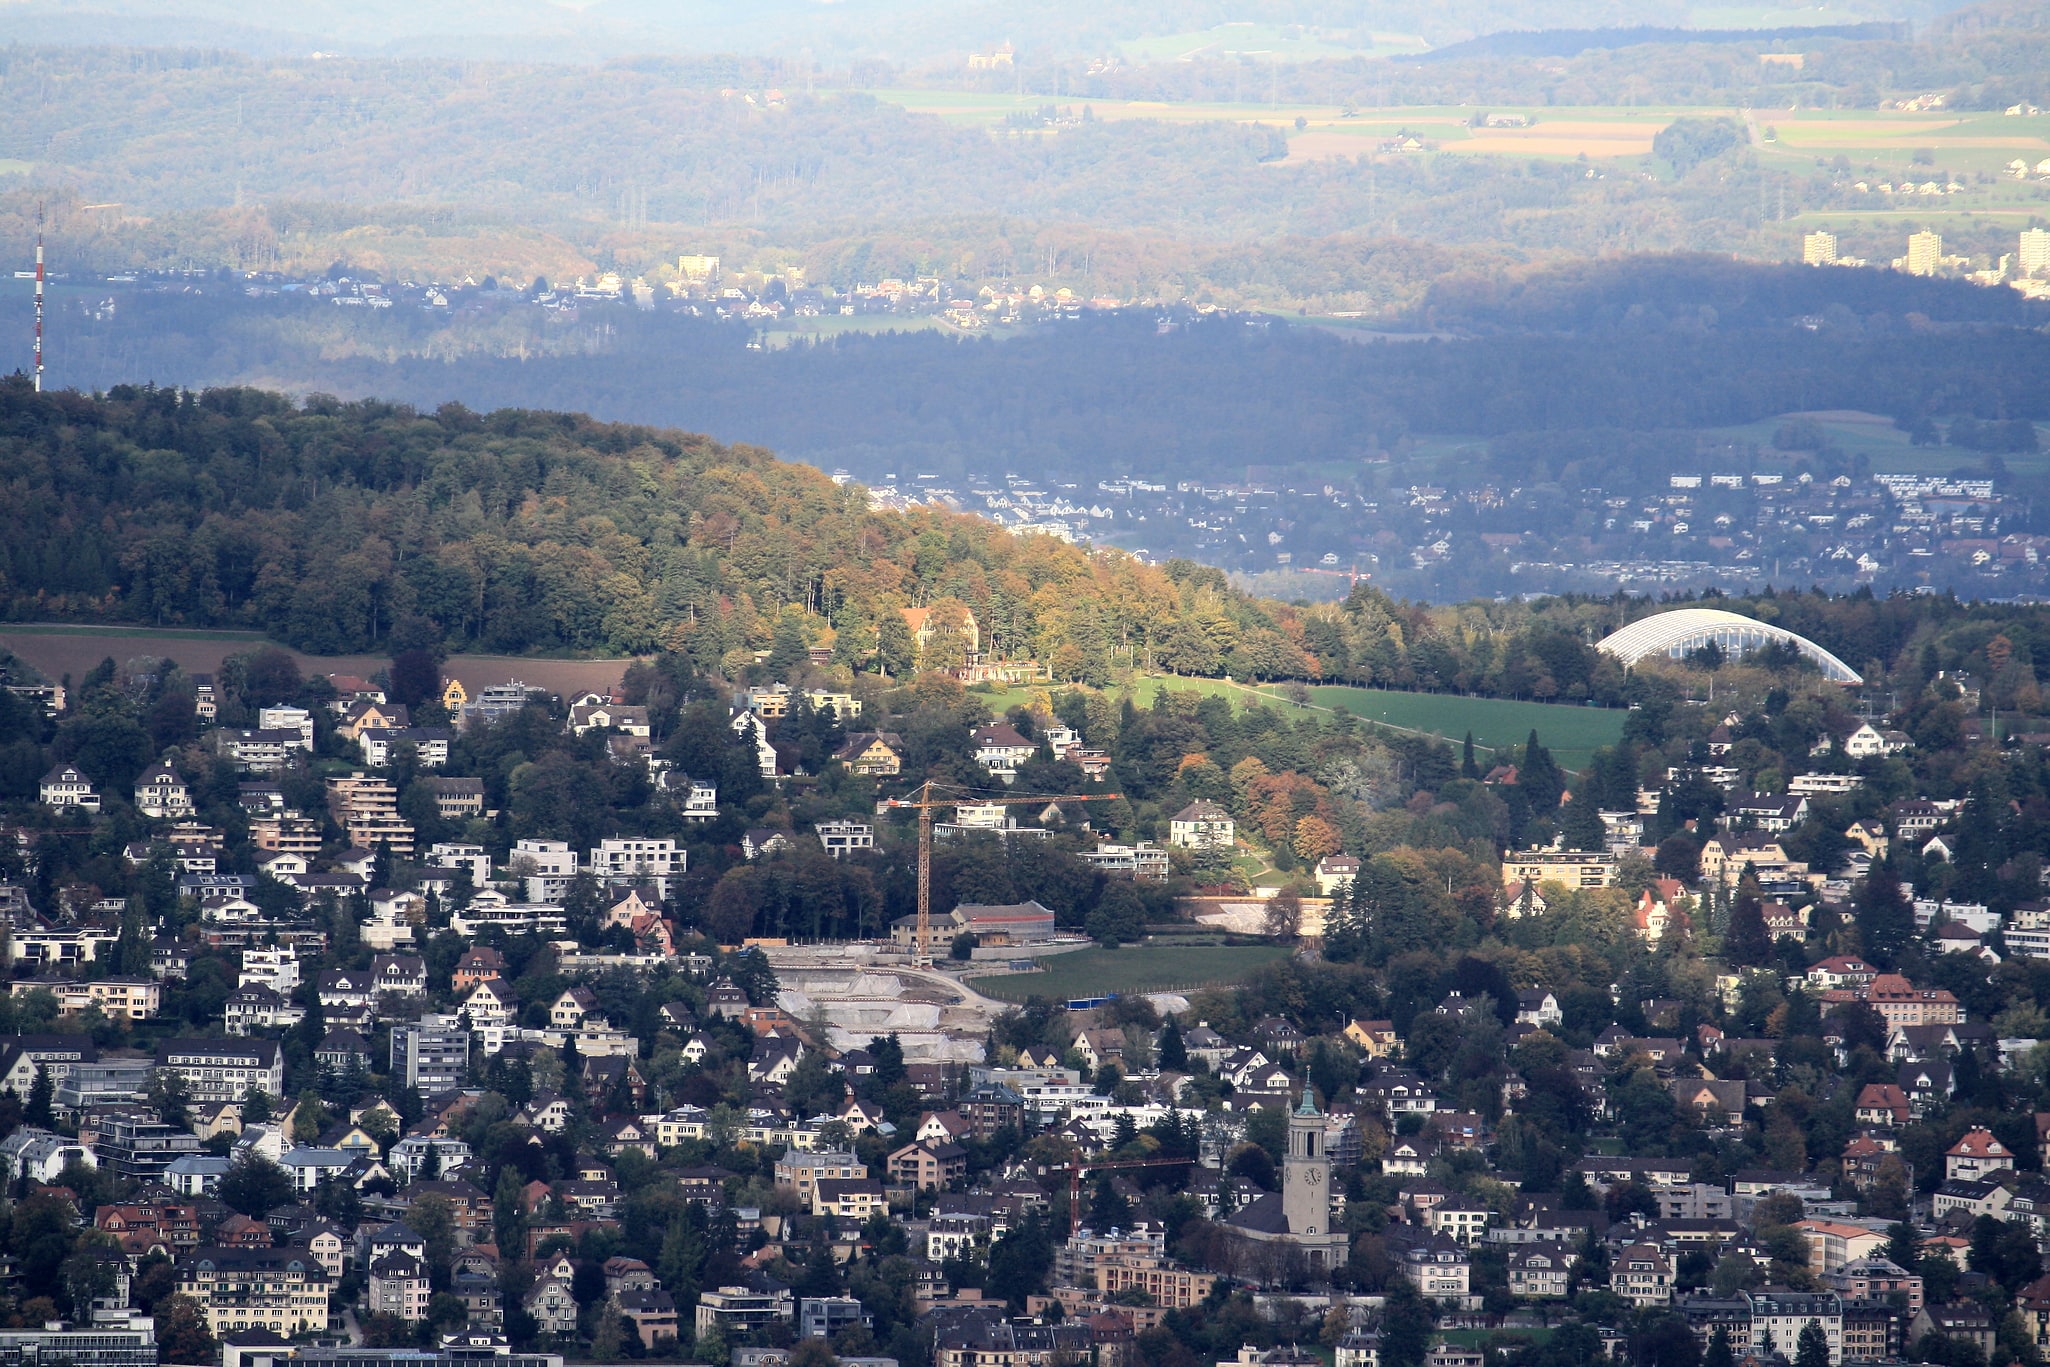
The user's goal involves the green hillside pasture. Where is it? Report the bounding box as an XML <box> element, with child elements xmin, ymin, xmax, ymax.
<box><xmin>1698</xmin><ymin>410</ymin><xmax>2050</xmax><ymax>479</ymax></box>
<box><xmin>974</xmin><ymin>944</ymin><xmax>1292</xmax><ymax>1002</ymax></box>
<box><xmin>963</xmin><ymin>673</ymin><xmax>1620</xmax><ymax>768</ymax></box>
<box><xmin>1298</xmin><ymin>685</ymin><xmax>1626</xmax><ymax>770</ymax></box>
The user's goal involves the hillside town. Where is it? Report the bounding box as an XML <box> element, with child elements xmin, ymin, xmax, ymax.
<box><xmin>0</xmin><ymin>602</ymin><xmax>2049</xmax><ymax>1367</ymax></box>
<box><xmin>890</xmin><ymin>466</ymin><xmax>2038</xmax><ymax>604</ymax></box>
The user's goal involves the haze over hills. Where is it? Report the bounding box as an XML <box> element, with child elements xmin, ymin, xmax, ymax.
<box><xmin>0</xmin><ymin>0</ymin><xmax>2045</xmax><ymax>604</ymax></box>
<box><xmin>0</xmin><ymin>0</ymin><xmax>1991</xmax><ymax>64</ymax></box>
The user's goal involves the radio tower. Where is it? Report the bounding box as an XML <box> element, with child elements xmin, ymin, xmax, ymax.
<box><xmin>32</xmin><ymin>203</ymin><xmax>44</xmax><ymax>393</ymax></box>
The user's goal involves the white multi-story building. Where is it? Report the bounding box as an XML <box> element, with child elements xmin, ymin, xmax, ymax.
<box><xmin>512</xmin><ymin>839</ymin><xmax>578</xmax><ymax>902</ymax></box>
<box><xmin>426</xmin><ymin>843</ymin><xmax>493</xmax><ymax>885</ymax></box>
<box><xmin>239</xmin><ymin>947</ymin><xmax>301</xmax><ymax>994</ymax></box>
<box><xmin>816</xmin><ymin>821</ymin><xmax>874</xmax><ymax>858</ymax></box>
<box><xmin>587</xmin><ymin>838</ymin><xmax>685</xmax><ymax>885</ymax></box>
<box><xmin>256</xmin><ymin>706</ymin><xmax>315</xmax><ymax>748</ymax></box>
<box><xmin>154</xmin><ymin>1037</ymin><xmax>285</xmax><ymax>1103</ymax></box>
<box><xmin>359</xmin><ymin>727</ymin><xmax>450</xmax><ymax>768</ymax></box>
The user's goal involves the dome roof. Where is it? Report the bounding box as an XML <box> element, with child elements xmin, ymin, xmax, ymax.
<box><xmin>1596</xmin><ymin>608</ymin><xmax>1860</xmax><ymax>684</ymax></box>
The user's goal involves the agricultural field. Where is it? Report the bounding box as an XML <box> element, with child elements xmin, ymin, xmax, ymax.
<box><xmin>0</xmin><ymin>624</ymin><xmax>638</xmax><ymax>701</ymax></box>
<box><xmin>1757</xmin><ymin>108</ymin><xmax>2050</xmax><ymax>180</ymax></box>
<box><xmin>972</xmin><ymin>943</ymin><xmax>1293</xmax><ymax>1003</ymax></box>
<box><xmin>867</xmin><ymin>90</ymin><xmax>2050</xmax><ymax>189</ymax></box>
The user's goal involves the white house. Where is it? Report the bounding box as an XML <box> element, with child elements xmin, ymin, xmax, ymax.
<box><xmin>1169</xmin><ymin>801</ymin><xmax>1235</xmax><ymax>851</ymax></box>
<box><xmin>570</xmin><ymin>702</ymin><xmax>652</xmax><ymax>737</ymax></box>
<box><xmin>1314</xmin><ymin>853</ymin><xmax>1359</xmax><ymax>896</ymax></box>
<box><xmin>970</xmin><ymin>724</ymin><xmax>1036</xmax><ymax>782</ymax></box>
<box><xmin>39</xmin><ymin>764</ymin><xmax>99</xmax><ymax>812</ymax></box>
<box><xmin>134</xmin><ymin>763</ymin><xmax>194</xmax><ymax>818</ymax></box>
<box><xmin>280</xmin><ymin>1145</ymin><xmax>356</xmax><ymax>1193</ymax></box>
<box><xmin>0</xmin><ymin>1126</ymin><xmax>95</xmax><ymax>1184</ymax></box>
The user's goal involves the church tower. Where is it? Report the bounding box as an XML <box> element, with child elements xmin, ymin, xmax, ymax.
<box><xmin>1283</xmin><ymin>1090</ymin><xmax>1330</xmax><ymax>1238</ymax></box>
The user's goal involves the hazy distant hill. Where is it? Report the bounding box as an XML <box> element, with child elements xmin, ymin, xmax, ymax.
<box><xmin>0</xmin><ymin>0</ymin><xmax>1973</xmax><ymax>63</ymax></box>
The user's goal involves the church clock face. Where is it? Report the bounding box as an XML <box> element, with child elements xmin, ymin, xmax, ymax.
<box><xmin>1305</xmin><ymin>1165</ymin><xmax>1324</xmax><ymax>1184</ymax></box>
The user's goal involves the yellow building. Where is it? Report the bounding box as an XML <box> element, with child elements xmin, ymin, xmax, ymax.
<box><xmin>1096</xmin><ymin>1255</ymin><xmax>1216</xmax><ymax>1309</ymax></box>
<box><xmin>10</xmin><ymin>976</ymin><xmax>161</xmax><ymax>1021</ymax></box>
<box><xmin>1344</xmin><ymin>1019</ymin><xmax>1399</xmax><ymax>1059</ymax></box>
<box><xmin>1500</xmin><ymin>850</ymin><xmax>1617</xmax><ymax>889</ymax></box>
<box><xmin>176</xmin><ymin>1247</ymin><xmax>330</xmax><ymax>1336</ymax></box>
<box><xmin>1802</xmin><ymin>231</ymin><xmax>1838</xmax><ymax>265</ymax></box>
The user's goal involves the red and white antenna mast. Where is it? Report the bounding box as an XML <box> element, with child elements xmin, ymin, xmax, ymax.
<box><xmin>32</xmin><ymin>203</ymin><xmax>44</xmax><ymax>393</ymax></box>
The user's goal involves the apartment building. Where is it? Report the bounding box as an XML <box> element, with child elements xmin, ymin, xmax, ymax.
<box><xmin>8</xmin><ymin>976</ymin><xmax>160</xmax><ymax>1021</ymax></box>
<box><xmin>176</xmin><ymin>1246</ymin><xmax>331</xmax><ymax>1336</ymax></box>
<box><xmin>325</xmin><ymin>774</ymin><xmax>415</xmax><ymax>856</ymax></box>
<box><xmin>391</xmin><ymin>1016</ymin><xmax>471</xmax><ymax>1093</ymax></box>
<box><xmin>153</xmin><ymin>1038</ymin><xmax>285</xmax><ymax>1104</ymax></box>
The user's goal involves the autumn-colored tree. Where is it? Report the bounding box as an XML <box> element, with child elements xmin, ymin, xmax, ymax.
<box><xmin>1292</xmin><ymin>815</ymin><xmax>1342</xmax><ymax>864</ymax></box>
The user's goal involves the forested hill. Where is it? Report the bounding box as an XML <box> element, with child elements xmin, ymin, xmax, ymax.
<box><xmin>0</xmin><ymin>380</ymin><xmax>1335</xmax><ymax>677</ymax></box>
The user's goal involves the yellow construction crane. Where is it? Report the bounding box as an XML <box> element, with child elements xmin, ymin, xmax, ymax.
<box><xmin>884</xmin><ymin>780</ymin><xmax>1123</xmax><ymax>967</ymax></box>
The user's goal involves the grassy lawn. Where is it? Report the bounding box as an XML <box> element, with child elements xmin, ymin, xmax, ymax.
<box><xmin>966</xmin><ymin>672</ymin><xmax>1622</xmax><ymax>769</ymax></box>
<box><xmin>974</xmin><ymin>944</ymin><xmax>1293</xmax><ymax>1002</ymax></box>
<box><xmin>1291</xmin><ymin>685</ymin><xmax>1626</xmax><ymax>770</ymax></box>
<box><xmin>1439</xmin><ymin>1329</ymin><xmax>1554</xmax><ymax>1349</ymax></box>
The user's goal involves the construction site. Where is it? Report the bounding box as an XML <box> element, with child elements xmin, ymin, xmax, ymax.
<box><xmin>762</xmin><ymin>943</ymin><xmax>1005</xmax><ymax>1064</ymax></box>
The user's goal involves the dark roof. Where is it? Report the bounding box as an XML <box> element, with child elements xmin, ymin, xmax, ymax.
<box><xmin>1222</xmin><ymin>1191</ymin><xmax>1290</xmax><ymax>1235</ymax></box>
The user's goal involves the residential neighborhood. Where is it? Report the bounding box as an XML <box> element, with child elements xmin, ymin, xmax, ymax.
<box><xmin>0</xmin><ymin>605</ymin><xmax>2049</xmax><ymax>1367</ymax></box>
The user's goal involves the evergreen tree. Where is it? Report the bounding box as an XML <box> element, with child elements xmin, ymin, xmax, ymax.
<box><xmin>868</xmin><ymin>1034</ymin><xmax>906</xmax><ymax>1092</ymax></box>
<box><xmin>1157</xmin><ymin>1017</ymin><xmax>1187</xmax><ymax>1071</ymax></box>
<box><xmin>1560</xmin><ymin>793</ymin><xmax>1607</xmax><ymax>852</ymax></box>
<box><xmin>494</xmin><ymin>1166</ymin><xmax>528</xmax><ymax>1254</ymax></box>
<box><xmin>1086</xmin><ymin>1175</ymin><xmax>1131</xmax><ymax>1231</ymax></box>
<box><xmin>1726</xmin><ymin>885</ymin><xmax>1774</xmax><ymax>966</ymax></box>
<box><xmin>25</xmin><ymin>1064</ymin><xmax>53</xmax><ymax>1128</ymax></box>
<box><xmin>1461</xmin><ymin>732</ymin><xmax>1478</xmax><ymax>779</ymax></box>
<box><xmin>1704</xmin><ymin>1326</ymin><xmax>1734</xmax><ymax>1367</ymax></box>
<box><xmin>766</xmin><ymin>615</ymin><xmax>810</xmax><ymax>678</ymax></box>
<box><xmin>985</xmin><ymin>1213</ymin><xmax>1053</xmax><ymax>1309</ymax></box>
<box><xmin>1795</xmin><ymin>1321</ymin><xmax>1830</xmax><ymax>1367</ymax></box>
<box><xmin>1856</xmin><ymin>859</ymin><xmax>1915</xmax><ymax>967</ymax></box>
<box><xmin>1519</xmin><ymin>730</ymin><xmax>1565</xmax><ymax>810</ymax></box>
<box><xmin>1378</xmin><ymin>1280</ymin><xmax>1434</xmax><ymax>1367</ymax></box>
<box><xmin>115</xmin><ymin>895</ymin><xmax>153</xmax><ymax>976</ymax></box>
<box><xmin>1322</xmin><ymin>875</ymin><xmax>1368</xmax><ymax>964</ymax></box>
